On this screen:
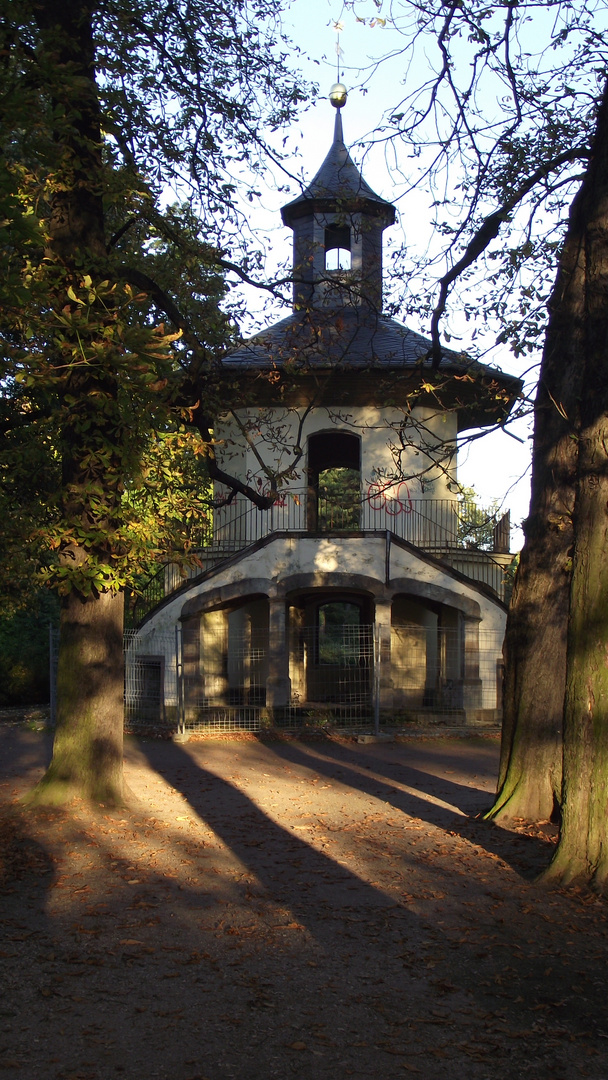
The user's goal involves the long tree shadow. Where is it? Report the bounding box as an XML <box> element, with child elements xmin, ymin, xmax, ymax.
<box><xmin>136</xmin><ymin>739</ymin><xmax>420</xmax><ymax>944</ymax></box>
<box><xmin>258</xmin><ymin>737</ymin><xmax>553</xmax><ymax>876</ymax></box>
<box><xmin>127</xmin><ymin>739</ymin><xmax>608</xmax><ymax>1068</ymax></box>
<box><xmin>0</xmin><ymin>800</ymin><xmax>57</xmax><ymax>1043</ymax></box>
<box><xmin>270</xmin><ymin>736</ymin><xmax>496</xmax><ymax>813</ymax></box>
<box><xmin>314</xmin><ymin>737</ymin><xmax>501</xmax><ymax>790</ymax></box>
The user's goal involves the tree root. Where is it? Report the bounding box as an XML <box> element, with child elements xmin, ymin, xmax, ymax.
<box><xmin>484</xmin><ymin>773</ymin><xmax>556</xmax><ymax>826</ymax></box>
<box><xmin>24</xmin><ymin>767</ymin><xmax>126</xmax><ymax>809</ymax></box>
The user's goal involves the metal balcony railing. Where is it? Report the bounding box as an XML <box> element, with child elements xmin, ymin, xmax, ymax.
<box><xmin>127</xmin><ymin>491</ymin><xmax>512</xmax><ymax>626</ymax></box>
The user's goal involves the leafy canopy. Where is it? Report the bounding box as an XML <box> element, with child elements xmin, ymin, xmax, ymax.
<box><xmin>0</xmin><ymin>0</ymin><xmax>309</xmax><ymax>602</ymax></box>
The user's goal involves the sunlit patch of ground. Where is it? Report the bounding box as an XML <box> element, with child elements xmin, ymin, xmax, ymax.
<box><xmin>0</xmin><ymin>724</ymin><xmax>607</xmax><ymax>1080</ymax></box>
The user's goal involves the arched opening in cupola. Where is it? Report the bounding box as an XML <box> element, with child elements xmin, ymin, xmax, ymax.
<box><xmin>307</xmin><ymin>431</ymin><xmax>361</xmax><ymax>531</ymax></box>
<box><xmin>324</xmin><ymin>222</ymin><xmax>351</xmax><ymax>271</ymax></box>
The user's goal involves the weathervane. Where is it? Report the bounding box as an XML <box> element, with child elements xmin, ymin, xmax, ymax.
<box><xmin>329</xmin><ymin>19</ymin><xmax>347</xmax><ymax>109</ymax></box>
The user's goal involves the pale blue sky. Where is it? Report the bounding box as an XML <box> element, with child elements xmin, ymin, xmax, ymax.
<box><xmin>225</xmin><ymin>0</ymin><xmax>573</xmax><ymax>544</ymax></box>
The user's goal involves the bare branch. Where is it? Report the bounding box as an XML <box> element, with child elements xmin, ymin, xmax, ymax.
<box><xmin>430</xmin><ymin>146</ymin><xmax>589</xmax><ymax>369</ymax></box>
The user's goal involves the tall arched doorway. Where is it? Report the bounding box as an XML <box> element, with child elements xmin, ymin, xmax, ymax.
<box><xmin>307</xmin><ymin>430</ymin><xmax>361</xmax><ymax>531</ymax></box>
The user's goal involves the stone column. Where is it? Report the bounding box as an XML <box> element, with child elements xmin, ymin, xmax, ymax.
<box><xmin>266</xmin><ymin>597</ymin><xmax>291</xmax><ymax>720</ymax></box>
<box><xmin>374</xmin><ymin>597</ymin><xmax>393</xmax><ymax>717</ymax></box>
<box><xmin>288</xmin><ymin>605</ymin><xmax>306</xmax><ymax>710</ymax></box>
<box><xmin>180</xmin><ymin>614</ymin><xmax>202</xmax><ymax>722</ymax></box>
<box><xmin>462</xmin><ymin>615</ymin><xmax>482</xmax><ymax>718</ymax></box>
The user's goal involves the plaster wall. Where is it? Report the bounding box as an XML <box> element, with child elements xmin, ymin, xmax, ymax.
<box><xmin>139</xmin><ymin>534</ymin><xmax>505</xmax><ymax>639</ymax></box>
<box><xmin>215</xmin><ymin>405</ymin><xmax>458</xmax><ymax>501</ymax></box>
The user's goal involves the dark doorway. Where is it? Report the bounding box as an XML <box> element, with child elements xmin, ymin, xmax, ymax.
<box><xmin>307</xmin><ymin>431</ymin><xmax>361</xmax><ymax>531</ymax></box>
<box><xmin>303</xmin><ymin>598</ymin><xmax>372</xmax><ymax>708</ymax></box>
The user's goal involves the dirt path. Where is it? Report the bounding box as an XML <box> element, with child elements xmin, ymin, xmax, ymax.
<box><xmin>1</xmin><ymin>725</ymin><xmax>607</xmax><ymax>1080</ymax></box>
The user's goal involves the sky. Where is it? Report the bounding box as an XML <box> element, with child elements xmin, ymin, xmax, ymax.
<box><xmin>226</xmin><ymin>0</ymin><xmax>554</xmax><ymax>547</ymax></box>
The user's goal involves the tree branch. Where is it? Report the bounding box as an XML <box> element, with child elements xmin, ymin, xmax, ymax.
<box><xmin>119</xmin><ymin>265</ymin><xmax>212</xmax><ymax>369</ymax></box>
<box><xmin>430</xmin><ymin>145</ymin><xmax>590</xmax><ymax>370</ymax></box>
<box><xmin>107</xmin><ymin>217</ymin><xmax>138</xmax><ymax>251</ymax></box>
<box><xmin>217</xmin><ymin>256</ymin><xmax>292</xmax><ymax>295</ymax></box>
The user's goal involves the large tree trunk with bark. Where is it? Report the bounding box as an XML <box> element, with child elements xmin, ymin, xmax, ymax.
<box><xmin>486</xmin><ymin>176</ymin><xmax>585</xmax><ymax>824</ymax></box>
<box><xmin>489</xmin><ymin>485</ymin><xmax>572</xmax><ymax>823</ymax></box>
<box><xmin>34</xmin><ymin>590</ymin><xmax>125</xmax><ymax>804</ymax></box>
<box><xmin>545</xmin><ymin>418</ymin><xmax>608</xmax><ymax>886</ymax></box>
<box><xmin>541</xmin><ymin>81</ymin><xmax>608</xmax><ymax>887</ymax></box>
<box><xmin>29</xmin><ymin>0</ymin><xmax>127</xmax><ymax>805</ymax></box>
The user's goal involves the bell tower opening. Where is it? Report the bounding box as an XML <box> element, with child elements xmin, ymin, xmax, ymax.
<box><xmin>308</xmin><ymin>431</ymin><xmax>361</xmax><ymax>531</ymax></box>
<box><xmin>281</xmin><ymin>88</ymin><xmax>395</xmax><ymax>311</ymax></box>
<box><xmin>324</xmin><ymin>223</ymin><xmax>352</xmax><ymax>271</ymax></box>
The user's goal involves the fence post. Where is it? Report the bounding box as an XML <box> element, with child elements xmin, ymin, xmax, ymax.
<box><xmin>373</xmin><ymin>624</ymin><xmax>381</xmax><ymax>735</ymax></box>
<box><xmin>49</xmin><ymin>622</ymin><xmax>57</xmax><ymax>729</ymax></box>
<box><xmin>175</xmin><ymin>624</ymin><xmax>185</xmax><ymax>735</ymax></box>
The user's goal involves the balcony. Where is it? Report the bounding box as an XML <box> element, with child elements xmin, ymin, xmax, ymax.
<box><xmin>128</xmin><ymin>490</ymin><xmax>513</xmax><ymax>626</ymax></box>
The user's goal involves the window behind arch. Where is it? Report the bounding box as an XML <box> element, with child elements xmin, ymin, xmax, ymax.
<box><xmin>317</xmin><ymin>601</ymin><xmax>362</xmax><ymax>665</ymax></box>
<box><xmin>324</xmin><ymin>223</ymin><xmax>351</xmax><ymax>271</ymax></box>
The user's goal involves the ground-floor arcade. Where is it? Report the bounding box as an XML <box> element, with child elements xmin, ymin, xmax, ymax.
<box><xmin>176</xmin><ymin>587</ymin><xmax>501</xmax><ymax>728</ymax></box>
<box><xmin>128</xmin><ymin>534</ymin><xmax>506</xmax><ymax>732</ymax></box>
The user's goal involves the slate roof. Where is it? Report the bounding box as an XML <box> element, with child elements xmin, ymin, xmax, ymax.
<box><xmin>281</xmin><ymin>111</ymin><xmax>395</xmax><ymax>225</ymax></box>
<box><xmin>226</xmin><ymin>108</ymin><xmax>521</xmax><ymax>419</ymax></box>
<box><xmin>223</xmin><ymin>306</ymin><xmax>504</xmax><ymax>380</ymax></box>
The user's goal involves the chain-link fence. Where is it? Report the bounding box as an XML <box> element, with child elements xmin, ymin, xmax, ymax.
<box><xmin>49</xmin><ymin>625</ymin><xmax>180</xmax><ymax>734</ymax></box>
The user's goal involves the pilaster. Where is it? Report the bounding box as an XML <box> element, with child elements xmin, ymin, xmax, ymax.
<box><xmin>266</xmin><ymin>597</ymin><xmax>291</xmax><ymax>719</ymax></box>
<box><xmin>374</xmin><ymin>597</ymin><xmax>393</xmax><ymax>715</ymax></box>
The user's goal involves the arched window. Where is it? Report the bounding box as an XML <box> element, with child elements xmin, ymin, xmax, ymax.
<box><xmin>308</xmin><ymin>431</ymin><xmax>361</xmax><ymax>531</ymax></box>
<box><xmin>324</xmin><ymin>223</ymin><xmax>351</xmax><ymax>271</ymax></box>
<box><xmin>325</xmin><ymin>247</ymin><xmax>351</xmax><ymax>271</ymax></box>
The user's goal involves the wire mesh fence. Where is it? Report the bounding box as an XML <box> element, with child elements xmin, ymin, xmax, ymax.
<box><xmin>48</xmin><ymin>625</ymin><xmax>179</xmax><ymax>733</ymax></box>
<box><xmin>173</xmin><ymin>620</ymin><xmax>503</xmax><ymax>734</ymax></box>
<box><xmin>48</xmin><ymin>620</ymin><xmax>504</xmax><ymax>735</ymax></box>
<box><xmin>178</xmin><ymin>623</ymin><xmax>377</xmax><ymax>732</ymax></box>
<box><xmin>124</xmin><ymin>628</ymin><xmax>179</xmax><ymax>733</ymax></box>
<box><xmin>390</xmin><ymin>625</ymin><xmax>503</xmax><ymax>722</ymax></box>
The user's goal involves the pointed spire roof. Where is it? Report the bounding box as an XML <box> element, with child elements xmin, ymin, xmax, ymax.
<box><xmin>281</xmin><ymin>109</ymin><xmax>395</xmax><ymax>226</ymax></box>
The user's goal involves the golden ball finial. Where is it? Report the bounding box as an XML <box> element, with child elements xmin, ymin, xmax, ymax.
<box><xmin>329</xmin><ymin>82</ymin><xmax>347</xmax><ymax>109</ymax></box>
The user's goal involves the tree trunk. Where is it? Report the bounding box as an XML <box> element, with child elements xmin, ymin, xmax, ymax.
<box><xmin>28</xmin><ymin>0</ymin><xmax>128</xmax><ymax>805</ymax></box>
<box><xmin>32</xmin><ymin>589</ymin><xmax>125</xmax><ymax>805</ymax></box>
<box><xmin>489</xmin><ymin>511</ymin><xmax>571</xmax><ymax>823</ymax></box>
<box><xmin>486</xmin><ymin>179</ymin><xmax>585</xmax><ymax>824</ymax></box>
<box><xmin>545</xmin><ymin>420</ymin><xmax>608</xmax><ymax>886</ymax></box>
<box><xmin>541</xmin><ymin>80</ymin><xmax>608</xmax><ymax>887</ymax></box>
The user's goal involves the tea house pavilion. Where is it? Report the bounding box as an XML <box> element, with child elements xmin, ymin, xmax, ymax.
<box><xmin>127</xmin><ymin>89</ymin><xmax>520</xmax><ymax>733</ymax></box>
